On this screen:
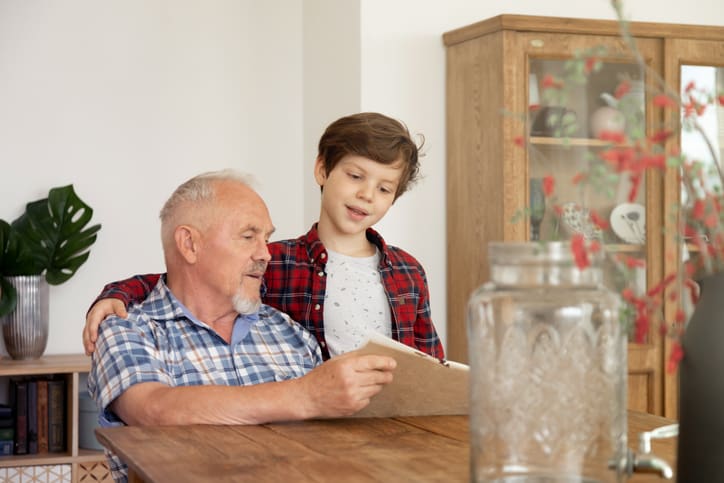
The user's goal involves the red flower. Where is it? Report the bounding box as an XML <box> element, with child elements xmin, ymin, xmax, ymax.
<box><xmin>571</xmin><ymin>172</ymin><xmax>587</xmax><ymax>185</ymax></box>
<box><xmin>542</xmin><ymin>175</ymin><xmax>555</xmax><ymax>197</ymax></box>
<box><xmin>571</xmin><ymin>234</ymin><xmax>589</xmax><ymax>270</ymax></box>
<box><xmin>684</xmin><ymin>81</ymin><xmax>696</xmax><ymax>93</ymax></box>
<box><xmin>614</xmin><ymin>80</ymin><xmax>631</xmax><ymax>99</ymax></box>
<box><xmin>719</xmin><ymin>95</ymin><xmax>724</xmax><ymax>106</ymax></box>
<box><xmin>691</xmin><ymin>199</ymin><xmax>706</xmax><ymax>221</ymax></box>
<box><xmin>624</xmin><ymin>256</ymin><xmax>645</xmax><ymax>269</ymax></box>
<box><xmin>597</xmin><ymin>130</ymin><xmax>627</xmax><ymax>144</ymax></box>
<box><xmin>648</xmin><ymin>129</ymin><xmax>672</xmax><ymax>144</ymax></box>
<box><xmin>589</xmin><ymin>210</ymin><xmax>610</xmax><ymax>230</ymax></box>
<box><xmin>584</xmin><ymin>56</ymin><xmax>598</xmax><ymax>74</ymax></box>
<box><xmin>667</xmin><ymin>342</ymin><xmax>684</xmax><ymax>373</ymax></box>
<box><xmin>541</xmin><ymin>74</ymin><xmax>563</xmax><ymax>89</ymax></box>
<box><xmin>628</xmin><ymin>172</ymin><xmax>643</xmax><ymax>202</ymax></box>
<box><xmin>514</xmin><ymin>136</ymin><xmax>525</xmax><ymax>147</ymax></box>
<box><xmin>705</xmin><ymin>212</ymin><xmax>719</xmax><ymax>228</ymax></box>
<box><xmin>653</xmin><ymin>94</ymin><xmax>678</xmax><ymax>108</ymax></box>
<box><xmin>634</xmin><ymin>313</ymin><xmax>650</xmax><ymax>344</ymax></box>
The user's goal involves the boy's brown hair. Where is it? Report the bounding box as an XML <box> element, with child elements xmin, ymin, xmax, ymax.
<box><xmin>317</xmin><ymin>112</ymin><xmax>423</xmax><ymax>199</ymax></box>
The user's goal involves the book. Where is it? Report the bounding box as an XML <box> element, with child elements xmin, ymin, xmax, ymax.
<box><xmin>0</xmin><ymin>403</ymin><xmax>12</xmax><ymax>429</ymax></box>
<box><xmin>37</xmin><ymin>379</ymin><xmax>49</xmax><ymax>453</ymax></box>
<box><xmin>0</xmin><ymin>432</ymin><xmax>12</xmax><ymax>456</ymax></box>
<box><xmin>47</xmin><ymin>379</ymin><xmax>66</xmax><ymax>453</ymax></box>
<box><xmin>351</xmin><ymin>332</ymin><xmax>469</xmax><ymax>418</ymax></box>
<box><xmin>10</xmin><ymin>378</ymin><xmax>28</xmax><ymax>455</ymax></box>
<box><xmin>27</xmin><ymin>379</ymin><xmax>38</xmax><ymax>454</ymax></box>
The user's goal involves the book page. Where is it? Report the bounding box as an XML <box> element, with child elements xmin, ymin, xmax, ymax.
<box><xmin>351</xmin><ymin>333</ymin><xmax>469</xmax><ymax>418</ymax></box>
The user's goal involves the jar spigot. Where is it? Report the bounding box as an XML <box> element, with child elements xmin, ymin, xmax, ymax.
<box><xmin>610</xmin><ymin>424</ymin><xmax>677</xmax><ymax>479</ymax></box>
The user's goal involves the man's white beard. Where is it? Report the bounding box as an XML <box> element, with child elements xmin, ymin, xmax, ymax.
<box><xmin>232</xmin><ymin>294</ymin><xmax>261</xmax><ymax>315</ymax></box>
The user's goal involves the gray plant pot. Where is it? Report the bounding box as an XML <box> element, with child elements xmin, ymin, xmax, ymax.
<box><xmin>1</xmin><ymin>275</ymin><xmax>49</xmax><ymax>359</ymax></box>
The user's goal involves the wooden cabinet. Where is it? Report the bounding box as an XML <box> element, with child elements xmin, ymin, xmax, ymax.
<box><xmin>0</xmin><ymin>354</ymin><xmax>109</xmax><ymax>482</ymax></box>
<box><xmin>443</xmin><ymin>14</ymin><xmax>724</xmax><ymax>418</ymax></box>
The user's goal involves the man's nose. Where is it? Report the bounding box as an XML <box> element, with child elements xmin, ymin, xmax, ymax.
<box><xmin>255</xmin><ymin>240</ymin><xmax>271</xmax><ymax>262</ymax></box>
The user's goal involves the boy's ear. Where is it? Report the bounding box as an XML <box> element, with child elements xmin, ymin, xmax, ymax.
<box><xmin>313</xmin><ymin>156</ymin><xmax>327</xmax><ymax>187</ymax></box>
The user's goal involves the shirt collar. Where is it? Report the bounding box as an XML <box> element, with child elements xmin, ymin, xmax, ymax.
<box><xmin>303</xmin><ymin>223</ymin><xmax>392</xmax><ymax>267</ymax></box>
<box><xmin>151</xmin><ymin>276</ymin><xmax>261</xmax><ymax>343</ymax></box>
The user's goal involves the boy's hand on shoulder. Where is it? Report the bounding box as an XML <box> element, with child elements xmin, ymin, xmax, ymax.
<box><xmin>299</xmin><ymin>352</ymin><xmax>396</xmax><ymax>418</ymax></box>
<box><xmin>83</xmin><ymin>298</ymin><xmax>128</xmax><ymax>355</ymax></box>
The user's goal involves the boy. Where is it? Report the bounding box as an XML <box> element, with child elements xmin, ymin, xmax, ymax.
<box><xmin>83</xmin><ymin>112</ymin><xmax>444</xmax><ymax>360</ymax></box>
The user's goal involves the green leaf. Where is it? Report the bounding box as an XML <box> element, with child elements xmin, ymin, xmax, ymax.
<box><xmin>0</xmin><ymin>276</ymin><xmax>17</xmax><ymax>318</ymax></box>
<box><xmin>9</xmin><ymin>185</ymin><xmax>101</xmax><ymax>285</ymax></box>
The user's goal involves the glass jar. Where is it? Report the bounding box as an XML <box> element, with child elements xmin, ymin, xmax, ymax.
<box><xmin>467</xmin><ymin>242</ymin><xmax>626</xmax><ymax>482</ymax></box>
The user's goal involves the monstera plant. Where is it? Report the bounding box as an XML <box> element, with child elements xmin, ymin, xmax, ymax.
<box><xmin>0</xmin><ymin>184</ymin><xmax>101</xmax><ymax>318</ymax></box>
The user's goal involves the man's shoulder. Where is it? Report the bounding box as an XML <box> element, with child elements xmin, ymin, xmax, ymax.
<box><xmin>258</xmin><ymin>303</ymin><xmax>293</xmax><ymax>322</ymax></box>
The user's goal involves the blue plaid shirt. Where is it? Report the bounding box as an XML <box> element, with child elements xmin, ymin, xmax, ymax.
<box><xmin>88</xmin><ymin>277</ymin><xmax>322</xmax><ymax>482</ymax></box>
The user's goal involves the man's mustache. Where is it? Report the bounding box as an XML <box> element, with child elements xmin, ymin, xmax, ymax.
<box><xmin>251</xmin><ymin>261</ymin><xmax>268</xmax><ymax>273</ymax></box>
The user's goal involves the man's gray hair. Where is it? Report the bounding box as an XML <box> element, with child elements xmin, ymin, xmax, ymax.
<box><xmin>160</xmin><ymin>169</ymin><xmax>255</xmax><ymax>223</ymax></box>
<box><xmin>159</xmin><ymin>169</ymin><xmax>256</xmax><ymax>249</ymax></box>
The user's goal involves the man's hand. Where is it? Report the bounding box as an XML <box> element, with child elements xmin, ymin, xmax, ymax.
<box><xmin>83</xmin><ymin>298</ymin><xmax>127</xmax><ymax>355</ymax></box>
<box><xmin>297</xmin><ymin>352</ymin><xmax>396</xmax><ymax>418</ymax></box>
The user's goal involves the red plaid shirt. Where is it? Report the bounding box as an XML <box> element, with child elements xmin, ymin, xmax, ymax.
<box><xmin>94</xmin><ymin>224</ymin><xmax>444</xmax><ymax>360</ymax></box>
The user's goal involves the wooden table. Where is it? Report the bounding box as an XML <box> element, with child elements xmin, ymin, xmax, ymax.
<box><xmin>96</xmin><ymin>411</ymin><xmax>676</xmax><ymax>482</ymax></box>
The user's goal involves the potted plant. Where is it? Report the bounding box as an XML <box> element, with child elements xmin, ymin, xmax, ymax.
<box><xmin>525</xmin><ymin>4</ymin><xmax>724</xmax><ymax>480</ymax></box>
<box><xmin>0</xmin><ymin>184</ymin><xmax>101</xmax><ymax>359</ymax></box>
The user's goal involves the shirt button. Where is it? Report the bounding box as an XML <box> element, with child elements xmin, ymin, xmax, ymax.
<box><xmin>318</xmin><ymin>271</ymin><xmax>324</xmax><ymax>277</ymax></box>
<box><xmin>320</xmin><ymin>341</ymin><xmax>326</xmax><ymax>347</ymax></box>
<box><xmin>314</xmin><ymin>304</ymin><xmax>320</xmax><ymax>310</ymax></box>
<box><xmin>321</xmin><ymin>253</ymin><xmax>326</xmax><ymax>259</ymax></box>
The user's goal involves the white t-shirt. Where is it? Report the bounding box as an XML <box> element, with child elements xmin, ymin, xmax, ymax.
<box><xmin>323</xmin><ymin>248</ymin><xmax>392</xmax><ymax>356</ymax></box>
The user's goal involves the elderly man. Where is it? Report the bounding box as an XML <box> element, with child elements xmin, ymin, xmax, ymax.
<box><xmin>88</xmin><ymin>170</ymin><xmax>396</xmax><ymax>481</ymax></box>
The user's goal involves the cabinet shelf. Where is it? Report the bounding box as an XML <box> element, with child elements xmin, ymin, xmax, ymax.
<box><xmin>530</xmin><ymin>136</ymin><xmax>613</xmax><ymax>147</ymax></box>
<box><xmin>0</xmin><ymin>353</ymin><xmax>108</xmax><ymax>482</ymax></box>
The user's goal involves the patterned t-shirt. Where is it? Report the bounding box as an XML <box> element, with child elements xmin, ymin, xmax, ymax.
<box><xmin>324</xmin><ymin>248</ymin><xmax>392</xmax><ymax>356</ymax></box>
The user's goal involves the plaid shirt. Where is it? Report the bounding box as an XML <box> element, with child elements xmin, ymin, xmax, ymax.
<box><xmin>95</xmin><ymin>224</ymin><xmax>444</xmax><ymax>361</ymax></box>
<box><xmin>88</xmin><ymin>277</ymin><xmax>321</xmax><ymax>481</ymax></box>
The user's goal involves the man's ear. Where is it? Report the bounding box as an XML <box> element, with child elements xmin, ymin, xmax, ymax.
<box><xmin>313</xmin><ymin>156</ymin><xmax>327</xmax><ymax>187</ymax></box>
<box><xmin>174</xmin><ymin>225</ymin><xmax>199</xmax><ymax>263</ymax></box>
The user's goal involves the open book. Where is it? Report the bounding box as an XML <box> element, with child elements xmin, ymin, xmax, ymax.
<box><xmin>351</xmin><ymin>332</ymin><xmax>469</xmax><ymax>418</ymax></box>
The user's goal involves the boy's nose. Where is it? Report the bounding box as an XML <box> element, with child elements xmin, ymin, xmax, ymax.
<box><xmin>356</xmin><ymin>184</ymin><xmax>374</xmax><ymax>201</ymax></box>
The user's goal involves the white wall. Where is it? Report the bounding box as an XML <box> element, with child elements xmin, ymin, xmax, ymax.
<box><xmin>0</xmin><ymin>0</ymin><xmax>303</xmax><ymax>355</ymax></box>
<box><xmin>0</xmin><ymin>0</ymin><xmax>722</xmax><ymax>356</ymax></box>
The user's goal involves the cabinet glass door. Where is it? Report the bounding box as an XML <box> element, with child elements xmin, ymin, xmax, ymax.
<box><xmin>527</xmin><ymin>58</ymin><xmax>648</xmax><ymax>315</ymax></box>
<box><xmin>664</xmin><ymin>37</ymin><xmax>724</xmax><ymax>418</ymax></box>
<box><xmin>680</xmin><ymin>64</ymin><xmax>724</xmax><ymax>297</ymax></box>
<box><xmin>520</xmin><ymin>33</ymin><xmax>664</xmax><ymax>414</ymax></box>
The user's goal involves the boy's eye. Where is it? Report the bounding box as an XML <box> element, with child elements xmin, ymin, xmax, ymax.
<box><xmin>380</xmin><ymin>186</ymin><xmax>393</xmax><ymax>194</ymax></box>
<box><xmin>348</xmin><ymin>172</ymin><xmax>362</xmax><ymax>180</ymax></box>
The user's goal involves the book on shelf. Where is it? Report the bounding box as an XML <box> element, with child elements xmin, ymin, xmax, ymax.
<box><xmin>47</xmin><ymin>378</ymin><xmax>66</xmax><ymax>453</ymax></box>
<box><xmin>37</xmin><ymin>378</ymin><xmax>49</xmax><ymax>453</ymax></box>
<box><xmin>0</xmin><ymin>427</ymin><xmax>12</xmax><ymax>456</ymax></box>
<box><xmin>0</xmin><ymin>403</ymin><xmax>12</xmax><ymax>429</ymax></box>
<box><xmin>27</xmin><ymin>379</ymin><xmax>38</xmax><ymax>454</ymax></box>
<box><xmin>9</xmin><ymin>378</ymin><xmax>28</xmax><ymax>455</ymax></box>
